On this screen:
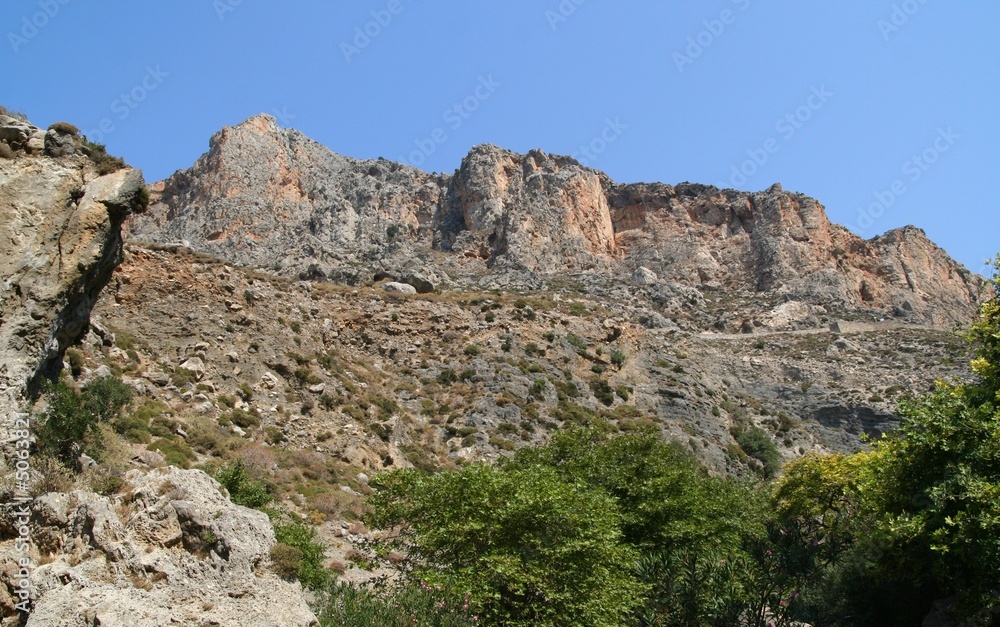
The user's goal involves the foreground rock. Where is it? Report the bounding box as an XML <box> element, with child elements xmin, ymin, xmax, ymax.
<box><xmin>0</xmin><ymin>467</ymin><xmax>318</xmax><ymax>626</ymax></box>
<box><xmin>0</xmin><ymin>117</ymin><xmax>146</xmax><ymax>423</ymax></box>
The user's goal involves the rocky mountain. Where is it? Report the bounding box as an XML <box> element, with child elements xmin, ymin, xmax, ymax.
<box><xmin>0</xmin><ymin>109</ymin><xmax>989</xmax><ymax>625</ymax></box>
<box><xmin>130</xmin><ymin>114</ymin><xmax>984</xmax><ymax>328</ymax></box>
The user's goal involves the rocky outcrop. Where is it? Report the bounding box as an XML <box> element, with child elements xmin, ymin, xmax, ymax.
<box><xmin>130</xmin><ymin>115</ymin><xmax>985</xmax><ymax>327</ymax></box>
<box><xmin>130</xmin><ymin>114</ymin><xmax>447</xmax><ymax>285</ymax></box>
<box><xmin>0</xmin><ymin>114</ymin><xmax>146</xmax><ymax>421</ymax></box>
<box><xmin>0</xmin><ymin>467</ymin><xmax>318</xmax><ymax>626</ymax></box>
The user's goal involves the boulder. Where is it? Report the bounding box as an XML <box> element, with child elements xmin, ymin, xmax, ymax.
<box><xmin>403</xmin><ymin>272</ymin><xmax>436</xmax><ymax>294</ymax></box>
<box><xmin>0</xmin><ymin>467</ymin><xmax>318</xmax><ymax>626</ymax></box>
<box><xmin>382</xmin><ymin>282</ymin><xmax>417</xmax><ymax>294</ymax></box>
<box><xmin>631</xmin><ymin>266</ymin><xmax>658</xmax><ymax>285</ymax></box>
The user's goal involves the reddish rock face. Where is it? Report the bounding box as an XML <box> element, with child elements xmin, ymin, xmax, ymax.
<box><xmin>130</xmin><ymin>114</ymin><xmax>985</xmax><ymax>327</ymax></box>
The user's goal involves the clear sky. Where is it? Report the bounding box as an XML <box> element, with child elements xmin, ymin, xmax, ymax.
<box><xmin>3</xmin><ymin>1</ymin><xmax>997</xmax><ymax>272</ymax></box>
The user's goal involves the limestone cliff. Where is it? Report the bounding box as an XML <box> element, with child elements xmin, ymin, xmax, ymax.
<box><xmin>130</xmin><ymin>115</ymin><xmax>984</xmax><ymax>327</ymax></box>
<box><xmin>0</xmin><ymin>114</ymin><xmax>146</xmax><ymax>417</ymax></box>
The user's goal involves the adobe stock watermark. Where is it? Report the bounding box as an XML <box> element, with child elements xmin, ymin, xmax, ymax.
<box><xmin>399</xmin><ymin>75</ymin><xmax>501</xmax><ymax>168</ymax></box>
<box><xmin>546</xmin><ymin>0</ymin><xmax>586</xmax><ymax>31</ymax></box>
<box><xmin>855</xmin><ymin>127</ymin><xmax>958</xmax><ymax>231</ymax></box>
<box><xmin>878</xmin><ymin>0</ymin><xmax>930</xmax><ymax>41</ymax></box>
<box><xmin>723</xmin><ymin>85</ymin><xmax>833</xmax><ymax>188</ymax></box>
<box><xmin>271</xmin><ymin>106</ymin><xmax>296</xmax><ymax>127</ymax></box>
<box><xmin>212</xmin><ymin>0</ymin><xmax>244</xmax><ymax>21</ymax></box>
<box><xmin>341</xmin><ymin>0</ymin><xmax>407</xmax><ymax>63</ymax></box>
<box><xmin>572</xmin><ymin>118</ymin><xmax>628</xmax><ymax>167</ymax></box>
<box><xmin>673</xmin><ymin>0</ymin><xmax>753</xmax><ymax>73</ymax></box>
<box><xmin>83</xmin><ymin>65</ymin><xmax>169</xmax><ymax>144</ymax></box>
<box><xmin>8</xmin><ymin>0</ymin><xmax>71</xmax><ymax>53</ymax></box>
<box><xmin>9</xmin><ymin>409</ymin><xmax>34</xmax><ymax>613</ymax></box>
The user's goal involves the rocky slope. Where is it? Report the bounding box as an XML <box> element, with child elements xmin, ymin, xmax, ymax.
<box><xmin>130</xmin><ymin>114</ymin><xmax>984</xmax><ymax>327</ymax></box>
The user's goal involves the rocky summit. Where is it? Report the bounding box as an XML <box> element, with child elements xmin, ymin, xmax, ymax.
<box><xmin>131</xmin><ymin>114</ymin><xmax>983</xmax><ymax>327</ymax></box>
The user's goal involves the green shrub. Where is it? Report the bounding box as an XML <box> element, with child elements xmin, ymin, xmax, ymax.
<box><xmin>609</xmin><ymin>349</ymin><xmax>626</xmax><ymax>367</ymax></box>
<box><xmin>463</xmin><ymin>344</ymin><xmax>481</xmax><ymax>357</ymax></box>
<box><xmin>590</xmin><ymin>379</ymin><xmax>615</xmax><ymax>406</ymax></box>
<box><xmin>273</xmin><ymin>520</ymin><xmax>329</xmax><ymax>589</ymax></box>
<box><xmin>436</xmin><ymin>369</ymin><xmax>458</xmax><ymax>385</ymax></box>
<box><xmin>566</xmin><ymin>333</ymin><xmax>588</xmax><ymax>351</ymax></box>
<box><xmin>147</xmin><ymin>437</ymin><xmax>195</xmax><ymax>468</ymax></box>
<box><xmin>216</xmin><ymin>460</ymin><xmax>271</xmax><ymax>509</ymax></box>
<box><xmin>316</xmin><ymin>581</ymin><xmax>478</xmax><ymax>627</ymax></box>
<box><xmin>734</xmin><ymin>427</ymin><xmax>782</xmax><ymax>479</ymax></box>
<box><xmin>38</xmin><ymin>376</ymin><xmax>133</xmax><ymax>465</ymax></box>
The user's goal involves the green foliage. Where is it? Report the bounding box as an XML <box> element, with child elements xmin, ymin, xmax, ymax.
<box><xmin>566</xmin><ymin>333</ymin><xmax>588</xmax><ymax>351</ymax></box>
<box><xmin>437</xmin><ymin>369</ymin><xmax>458</xmax><ymax>385</ymax></box>
<box><xmin>273</xmin><ymin>520</ymin><xmax>330</xmax><ymax>589</ymax></box>
<box><xmin>769</xmin><ymin>259</ymin><xmax>1000</xmax><ymax>623</ymax></box>
<box><xmin>370</xmin><ymin>429</ymin><xmax>771</xmax><ymax>625</ymax></box>
<box><xmin>370</xmin><ymin>462</ymin><xmax>644</xmax><ymax>626</ymax></box>
<box><xmin>463</xmin><ymin>344</ymin><xmax>481</xmax><ymax>357</ymax></box>
<box><xmin>216</xmin><ymin>460</ymin><xmax>272</xmax><ymax>509</ymax></box>
<box><xmin>590</xmin><ymin>379</ymin><xmax>615</xmax><ymax>406</ymax></box>
<box><xmin>38</xmin><ymin>376</ymin><xmax>133</xmax><ymax>465</ymax></box>
<box><xmin>733</xmin><ymin>426</ymin><xmax>782</xmax><ymax>479</ymax></box>
<box><xmin>609</xmin><ymin>349</ymin><xmax>626</xmax><ymax>367</ymax></box>
<box><xmin>317</xmin><ymin>581</ymin><xmax>478</xmax><ymax>627</ymax></box>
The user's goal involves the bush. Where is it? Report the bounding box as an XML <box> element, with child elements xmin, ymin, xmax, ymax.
<box><xmin>609</xmin><ymin>349</ymin><xmax>626</xmax><ymax>367</ymax></box>
<box><xmin>463</xmin><ymin>344</ymin><xmax>481</xmax><ymax>357</ymax></box>
<box><xmin>590</xmin><ymin>379</ymin><xmax>615</xmax><ymax>406</ymax></box>
<box><xmin>370</xmin><ymin>463</ymin><xmax>644</xmax><ymax>626</ymax></box>
<box><xmin>734</xmin><ymin>426</ymin><xmax>782</xmax><ymax>479</ymax></box>
<box><xmin>38</xmin><ymin>376</ymin><xmax>133</xmax><ymax>465</ymax></box>
<box><xmin>83</xmin><ymin>140</ymin><xmax>126</xmax><ymax>175</ymax></box>
<box><xmin>316</xmin><ymin>581</ymin><xmax>478</xmax><ymax>627</ymax></box>
<box><xmin>48</xmin><ymin>121</ymin><xmax>79</xmax><ymax>135</ymax></box>
<box><xmin>216</xmin><ymin>460</ymin><xmax>271</xmax><ymax>509</ymax></box>
<box><xmin>273</xmin><ymin>520</ymin><xmax>329</xmax><ymax>589</ymax></box>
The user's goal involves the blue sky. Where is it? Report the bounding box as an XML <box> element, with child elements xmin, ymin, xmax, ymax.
<box><xmin>3</xmin><ymin>1</ymin><xmax>997</xmax><ymax>272</ymax></box>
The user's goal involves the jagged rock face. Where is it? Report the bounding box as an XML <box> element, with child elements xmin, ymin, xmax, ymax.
<box><xmin>131</xmin><ymin>115</ymin><xmax>984</xmax><ymax>326</ymax></box>
<box><xmin>132</xmin><ymin>114</ymin><xmax>447</xmax><ymax>284</ymax></box>
<box><xmin>0</xmin><ymin>467</ymin><xmax>318</xmax><ymax>626</ymax></box>
<box><xmin>0</xmin><ymin>127</ymin><xmax>146</xmax><ymax>416</ymax></box>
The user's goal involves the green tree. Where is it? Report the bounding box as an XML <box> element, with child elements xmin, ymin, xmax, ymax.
<box><xmin>773</xmin><ymin>260</ymin><xmax>1000</xmax><ymax>624</ymax></box>
<box><xmin>370</xmin><ymin>462</ymin><xmax>645</xmax><ymax>626</ymax></box>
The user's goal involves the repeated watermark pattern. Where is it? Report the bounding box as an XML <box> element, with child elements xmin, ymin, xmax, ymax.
<box><xmin>572</xmin><ymin>117</ymin><xmax>627</xmax><ymax>167</ymax></box>
<box><xmin>83</xmin><ymin>65</ymin><xmax>169</xmax><ymax>144</ymax></box>
<box><xmin>271</xmin><ymin>106</ymin><xmax>296</xmax><ymax>127</ymax></box>
<box><xmin>7</xmin><ymin>0</ymin><xmax>71</xmax><ymax>53</ymax></box>
<box><xmin>878</xmin><ymin>0</ymin><xmax>931</xmax><ymax>40</ymax></box>
<box><xmin>722</xmin><ymin>85</ymin><xmax>833</xmax><ymax>188</ymax></box>
<box><xmin>545</xmin><ymin>0</ymin><xmax>587</xmax><ymax>31</ymax></box>
<box><xmin>341</xmin><ymin>0</ymin><xmax>407</xmax><ymax>63</ymax></box>
<box><xmin>673</xmin><ymin>0</ymin><xmax>752</xmax><ymax>73</ymax></box>
<box><xmin>854</xmin><ymin>126</ymin><xmax>958</xmax><ymax>231</ymax></box>
<box><xmin>9</xmin><ymin>409</ymin><xmax>34</xmax><ymax>613</ymax></box>
<box><xmin>398</xmin><ymin>75</ymin><xmax>501</xmax><ymax>168</ymax></box>
<box><xmin>213</xmin><ymin>0</ymin><xmax>244</xmax><ymax>21</ymax></box>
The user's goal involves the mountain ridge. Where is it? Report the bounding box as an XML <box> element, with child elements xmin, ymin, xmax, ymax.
<box><xmin>129</xmin><ymin>113</ymin><xmax>984</xmax><ymax>329</ymax></box>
